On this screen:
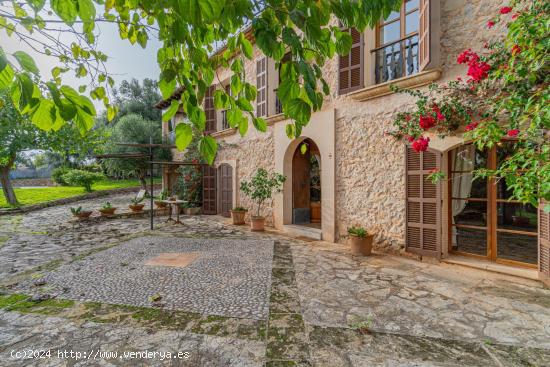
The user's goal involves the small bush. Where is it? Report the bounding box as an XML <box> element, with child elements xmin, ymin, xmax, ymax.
<box><xmin>63</xmin><ymin>170</ymin><xmax>105</xmax><ymax>192</ymax></box>
<box><xmin>51</xmin><ymin>167</ymin><xmax>71</xmax><ymax>186</ymax></box>
<box><xmin>232</xmin><ymin>206</ymin><xmax>247</xmax><ymax>212</ymax></box>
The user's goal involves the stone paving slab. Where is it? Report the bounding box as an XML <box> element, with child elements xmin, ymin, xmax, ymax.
<box><xmin>16</xmin><ymin>236</ymin><xmax>274</xmax><ymax>320</ymax></box>
<box><xmin>0</xmin><ymin>311</ymin><xmax>265</xmax><ymax>366</ymax></box>
<box><xmin>290</xmin><ymin>241</ymin><xmax>550</xmax><ymax>350</ymax></box>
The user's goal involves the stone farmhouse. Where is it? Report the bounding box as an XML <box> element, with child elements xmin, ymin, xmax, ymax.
<box><xmin>156</xmin><ymin>0</ymin><xmax>549</xmax><ymax>285</ymax></box>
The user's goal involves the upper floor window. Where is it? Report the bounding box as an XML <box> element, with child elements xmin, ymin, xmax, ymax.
<box><xmin>221</xmin><ymin>84</ymin><xmax>230</xmax><ymax>130</ymax></box>
<box><xmin>338</xmin><ymin>27</ymin><xmax>364</xmax><ymax>94</ymax></box>
<box><xmin>373</xmin><ymin>0</ymin><xmax>420</xmax><ymax>83</ymax></box>
<box><xmin>205</xmin><ymin>85</ymin><xmax>216</xmax><ymax>133</ymax></box>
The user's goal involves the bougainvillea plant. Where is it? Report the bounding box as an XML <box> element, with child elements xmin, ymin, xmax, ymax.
<box><xmin>388</xmin><ymin>0</ymin><xmax>549</xmax><ymax>210</ymax></box>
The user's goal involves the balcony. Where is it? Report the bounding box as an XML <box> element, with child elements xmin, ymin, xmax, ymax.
<box><xmin>372</xmin><ymin>34</ymin><xmax>419</xmax><ymax>84</ymax></box>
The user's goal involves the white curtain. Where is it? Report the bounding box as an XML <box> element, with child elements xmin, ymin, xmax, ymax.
<box><xmin>451</xmin><ymin>145</ymin><xmax>475</xmax><ymax>247</ymax></box>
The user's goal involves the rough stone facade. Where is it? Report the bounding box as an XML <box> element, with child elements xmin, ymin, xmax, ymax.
<box><xmin>166</xmin><ymin>0</ymin><xmax>507</xmax><ymax>250</ymax></box>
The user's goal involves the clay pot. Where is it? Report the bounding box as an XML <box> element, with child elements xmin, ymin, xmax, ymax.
<box><xmin>129</xmin><ymin>204</ymin><xmax>145</xmax><ymax>212</ymax></box>
<box><xmin>349</xmin><ymin>234</ymin><xmax>374</xmax><ymax>256</ymax></box>
<box><xmin>230</xmin><ymin>210</ymin><xmax>247</xmax><ymax>225</ymax></box>
<box><xmin>250</xmin><ymin>216</ymin><xmax>265</xmax><ymax>231</ymax></box>
<box><xmin>99</xmin><ymin>208</ymin><xmax>117</xmax><ymax>217</ymax></box>
<box><xmin>75</xmin><ymin>211</ymin><xmax>93</xmax><ymax>220</ymax></box>
<box><xmin>154</xmin><ymin>201</ymin><xmax>167</xmax><ymax>209</ymax></box>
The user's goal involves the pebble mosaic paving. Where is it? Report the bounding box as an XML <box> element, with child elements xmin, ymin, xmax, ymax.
<box><xmin>17</xmin><ymin>236</ymin><xmax>274</xmax><ymax>320</ymax></box>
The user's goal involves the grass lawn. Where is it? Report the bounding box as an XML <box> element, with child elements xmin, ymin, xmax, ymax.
<box><xmin>0</xmin><ymin>178</ymin><xmax>161</xmax><ymax>208</ymax></box>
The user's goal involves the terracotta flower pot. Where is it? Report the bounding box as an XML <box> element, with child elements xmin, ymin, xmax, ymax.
<box><xmin>154</xmin><ymin>201</ymin><xmax>167</xmax><ymax>209</ymax></box>
<box><xmin>230</xmin><ymin>210</ymin><xmax>247</xmax><ymax>225</ymax></box>
<box><xmin>349</xmin><ymin>234</ymin><xmax>374</xmax><ymax>256</ymax></box>
<box><xmin>99</xmin><ymin>208</ymin><xmax>117</xmax><ymax>217</ymax></box>
<box><xmin>75</xmin><ymin>211</ymin><xmax>93</xmax><ymax>220</ymax></box>
<box><xmin>250</xmin><ymin>216</ymin><xmax>265</xmax><ymax>231</ymax></box>
<box><xmin>129</xmin><ymin>204</ymin><xmax>145</xmax><ymax>212</ymax></box>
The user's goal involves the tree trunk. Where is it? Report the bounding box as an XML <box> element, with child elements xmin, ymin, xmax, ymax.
<box><xmin>0</xmin><ymin>164</ymin><xmax>18</xmax><ymax>206</ymax></box>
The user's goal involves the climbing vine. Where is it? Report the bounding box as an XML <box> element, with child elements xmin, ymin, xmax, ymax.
<box><xmin>389</xmin><ymin>0</ymin><xmax>549</xmax><ymax>210</ymax></box>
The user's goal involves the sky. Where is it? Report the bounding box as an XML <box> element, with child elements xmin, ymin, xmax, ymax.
<box><xmin>1</xmin><ymin>16</ymin><xmax>162</xmax><ymax>111</ymax></box>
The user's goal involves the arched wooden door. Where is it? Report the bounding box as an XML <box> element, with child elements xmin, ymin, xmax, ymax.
<box><xmin>219</xmin><ymin>164</ymin><xmax>233</xmax><ymax>217</ymax></box>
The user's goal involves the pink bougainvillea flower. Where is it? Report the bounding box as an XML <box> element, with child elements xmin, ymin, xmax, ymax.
<box><xmin>431</xmin><ymin>104</ymin><xmax>446</xmax><ymax>121</ymax></box>
<box><xmin>457</xmin><ymin>49</ymin><xmax>479</xmax><ymax>64</ymax></box>
<box><xmin>487</xmin><ymin>20</ymin><xmax>495</xmax><ymax>28</ymax></box>
<box><xmin>419</xmin><ymin>115</ymin><xmax>437</xmax><ymax>129</ymax></box>
<box><xmin>411</xmin><ymin>137</ymin><xmax>430</xmax><ymax>152</ymax></box>
<box><xmin>406</xmin><ymin>135</ymin><xmax>415</xmax><ymax>142</ymax></box>
<box><xmin>507</xmin><ymin>129</ymin><xmax>520</xmax><ymax>137</ymax></box>
<box><xmin>500</xmin><ymin>6</ymin><xmax>513</xmax><ymax>14</ymax></box>
<box><xmin>511</xmin><ymin>45</ymin><xmax>521</xmax><ymax>55</ymax></box>
<box><xmin>465</xmin><ymin>122</ymin><xmax>479</xmax><ymax>131</ymax></box>
<box><xmin>467</xmin><ymin>61</ymin><xmax>491</xmax><ymax>82</ymax></box>
<box><xmin>512</xmin><ymin>13</ymin><xmax>519</xmax><ymax>20</ymax></box>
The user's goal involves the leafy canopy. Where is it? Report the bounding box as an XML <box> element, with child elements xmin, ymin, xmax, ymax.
<box><xmin>0</xmin><ymin>0</ymin><xmax>402</xmax><ymax>164</ymax></box>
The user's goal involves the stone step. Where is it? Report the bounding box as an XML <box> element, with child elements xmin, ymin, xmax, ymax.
<box><xmin>283</xmin><ymin>224</ymin><xmax>322</xmax><ymax>240</ymax></box>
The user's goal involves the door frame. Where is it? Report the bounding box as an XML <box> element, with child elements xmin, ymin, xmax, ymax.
<box><xmin>447</xmin><ymin>143</ymin><xmax>538</xmax><ymax>269</ymax></box>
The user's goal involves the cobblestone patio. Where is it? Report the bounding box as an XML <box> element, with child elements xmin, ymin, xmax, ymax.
<box><xmin>0</xmin><ymin>193</ymin><xmax>549</xmax><ymax>366</ymax></box>
<box><xmin>17</xmin><ymin>237</ymin><xmax>273</xmax><ymax>319</ymax></box>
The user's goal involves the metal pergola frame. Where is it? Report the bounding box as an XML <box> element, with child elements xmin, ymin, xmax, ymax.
<box><xmin>96</xmin><ymin>138</ymin><xmax>204</xmax><ymax>230</ymax></box>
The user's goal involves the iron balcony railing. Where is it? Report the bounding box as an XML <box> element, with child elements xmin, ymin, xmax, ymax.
<box><xmin>274</xmin><ymin>89</ymin><xmax>283</xmax><ymax>114</ymax></box>
<box><xmin>372</xmin><ymin>34</ymin><xmax>419</xmax><ymax>84</ymax></box>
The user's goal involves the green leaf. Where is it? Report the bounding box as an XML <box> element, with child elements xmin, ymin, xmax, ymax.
<box><xmin>159</xmin><ymin>78</ymin><xmax>176</xmax><ymax>99</ymax></box>
<box><xmin>175</xmin><ymin>122</ymin><xmax>193</xmax><ymax>150</ymax></box>
<box><xmin>277</xmin><ymin>79</ymin><xmax>300</xmax><ymax>104</ymax></box>
<box><xmin>77</xmin><ymin>0</ymin><xmax>95</xmax><ymax>22</ymax></box>
<box><xmin>13</xmin><ymin>51</ymin><xmax>39</xmax><ymax>74</ymax></box>
<box><xmin>198</xmin><ymin>0</ymin><xmax>224</xmax><ymax>21</ymax></box>
<box><xmin>286</xmin><ymin>98</ymin><xmax>311</xmax><ymax>125</ymax></box>
<box><xmin>199</xmin><ymin>135</ymin><xmax>218</xmax><ymax>165</ymax></box>
<box><xmin>253</xmin><ymin>117</ymin><xmax>267</xmax><ymax>132</ymax></box>
<box><xmin>335</xmin><ymin>32</ymin><xmax>353</xmax><ymax>55</ymax></box>
<box><xmin>51</xmin><ymin>0</ymin><xmax>78</xmax><ymax>25</ymax></box>
<box><xmin>240</xmin><ymin>37</ymin><xmax>253</xmax><ymax>59</ymax></box>
<box><xmin>106</xmin><ymin>105</ymin><xmax>117</xmax><ymax>122</ymax></box>
<box><xmin>236</xmin><ymin>97</ymin><xmax>253</xmax><ymax>112</ymax></box>
<box><xmin>0</xmin><ymin>48</ymin><xmax>8</xmax><ymax>73</ymax></box>
<box><xmin>238</xmin><ymin>117</ymin><xmax>248</xmax><ymax>136</ymax></box>
<box><xmin>162</xmin><ymin>100</ymin><xmax>179</xmax><ymax>122</ymax></box>
<box><xmin>30</xmin><ymin>99</ymin><xmax>56</xmax><ymax>131</ymax></box>
<box><xmin>213</xmin><ymin>89</ymin><xmax>229</xmax><ymax>109</ymax></box>
<box><xmin>0</xmin><ymin>63</ymin><xmax>14</xmax><ymax>88</ymax></box>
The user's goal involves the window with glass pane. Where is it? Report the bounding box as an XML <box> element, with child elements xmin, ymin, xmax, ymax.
<box><xmin>374</xmin><ymin>0</ymin><xmax>420</xmax><ymax>83</ymax></box>
<box><xmin>448</xmin><ymin>143</ymin><xmax>539</xmax><ymax>267</ymax></box>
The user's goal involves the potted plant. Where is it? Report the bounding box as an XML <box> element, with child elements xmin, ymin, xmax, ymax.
<box><xmin>348</xmin><ymin>226</ymin><xmax>374</xmax><ymax>256</ymax></box>
<box><xmin>99</xmin><ymin>202</ymin><xmax>117</xmax><ymax>217</ymax></box>
<box><xmin>155</xmin><ymin>190</ymin><xmax>169</xmax><ymax>209</ymax></box>
<box><xmin>240</xmin><ymin>168</ymin><xmax>285</xmax><ymax>231</ymax></box>
<box><xmin>230</xmin><ymin>206</ymin><xmax>248</xmax><ymax>225</ymax></box>
<box><xmin>129</xmin><ymin>197</ymin><xmax>145</xmax><ymax>212</ymax></box>
<box><xmin>71</xmin><ymin>206</ymin><xmax>93</xmax><ymax>220</ymax></box>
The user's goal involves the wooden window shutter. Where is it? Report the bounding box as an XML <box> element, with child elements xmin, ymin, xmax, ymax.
<box><xmin>256</xmin><ymin>57</ymin><xmax>267</xmax><ymax>117</ymax></box>
<box><xmin>539</xmin><ymin>200</ymin><xmax>550</xmax><ymax>281</ymax></box>
<box><xmin>205</xmin><ymin>85</ymin><xmax>216</xmax><ymax>133</ymax></box>
<box><xmin>338</xmin><ymin>27</ymin><xmax>364</xmax><ymax>95</ymax></box>
<box><xmin>418</xmin><ymin>0</ymin><xmax>431</xmax><ymax>71</ymax></box>
<box><xmin>405</xmin><ymin>146</ymin><xmax>441</xmax><ymax>258</ymax></box>
<box><xmin>202</xmin><ymin>165</ymin><xmax>217</xmax><ymax>214</ymax></box>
